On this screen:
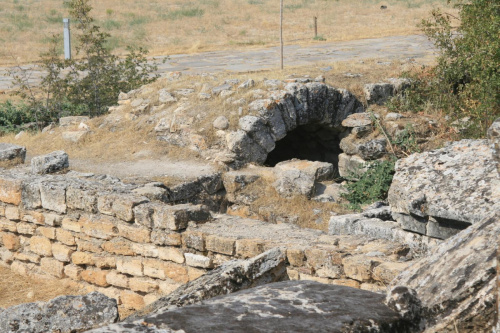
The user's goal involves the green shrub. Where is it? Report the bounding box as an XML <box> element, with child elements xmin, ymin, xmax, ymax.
<box><xmin>10</xmin><ymin>0</ymin><xmax>161</xmax><ymax>124</ymax></box>
<box><xmin>0</xmin><ymin>101</ymin><xmax>35</xmax><ymax>133</ymax></box>
<box><xmin>390</xmin><ymin>0</ymin><xmax>499</xmax><ymax>138</ymax></box>
<box><xmin>341</xmin><ymin>159</ymin><xmax>396</xmax><ymax>211</ymax></box>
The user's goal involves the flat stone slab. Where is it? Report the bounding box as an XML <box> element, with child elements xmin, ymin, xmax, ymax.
<box><xmin>0</xmin><ymin>143</ymin><xmax>26</xmax><ymax>165</ymax></box>
<box><xmin>88</xmin><ymin>281</ymin><xmax>411</xmax><ymax>333</ymax></box>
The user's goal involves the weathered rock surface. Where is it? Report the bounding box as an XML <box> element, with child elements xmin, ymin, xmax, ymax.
<box><xmin>364</xmin><ymin>78</ymin><xmax>410</xmax><ymax>105</ymax></box>
<box><xmin>390</xmin><ymin>211</ymin><xmax>499</xmax><ymax>332</ymax></box>
<box><xmin>0</xmin><ymin>292</ymin><xmax>118</xmax><ymax>333</ymax></box>
<box><xmin>340</xmin><ymin>134</ymin><xmax>387</xmax><ymax>160</ymax></box>
<box><xmin>127</xmin><ymin>247</ymin><xmax>287</xmax><ymax>319</ymax></box>
<box><xmin>388</xmin><ymin>139</ymin><xmax>499</xmax><ymax>239</ymax></box>
<box><xmin>31</xmin><ymin>150</ymin><xmax>69</xmax><ymax>174</ymax></box>
<box><xmin>59</xmin><ymin>116</ymin><xmax>89</xmax><ymax>127</ymax></box>
<box><xmin>0</xmin><ymin>143</ymin><xmax>26</xmax><ymax>166</ymax></box>
<box><xmin>88</xmin><ymin>281</ymin><xmax>412</xmax><ymax>333</ymax></box>
<box><xmin>273</xmin><ymin>168</ymin><xmax>316</xmax><ymax>198</ymax></box>
<box><xmin>488</xmin><ymin>117</ymin><xmax>500</xmax><ymax>173</ymax></box>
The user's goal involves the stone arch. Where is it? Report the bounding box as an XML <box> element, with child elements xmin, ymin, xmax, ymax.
<box><xmin>226</xmin><ymin>82</ymin><xmax>364</xmax><ymax>169</ymax></box>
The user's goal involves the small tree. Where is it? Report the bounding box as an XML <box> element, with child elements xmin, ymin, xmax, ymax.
<box><xmin>11</xmin><ymin>0</ymin><xmax>160</xmax><ymax>125</ymax></box>
<box><xmin>391</xmin><ymin>0</ymin><xmax>499</xmax><ymax>138</ymax></box>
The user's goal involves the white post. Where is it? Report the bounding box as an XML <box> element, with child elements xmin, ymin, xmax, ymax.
<box><xmin>280</xmin><ymin>0</ymin><xmax>283</xmax><ymax>70</ymax></box>
<box><xmin>63</xmin><ymin>18</ymin><xmax>71</xmax><ymax>60</ymax></box>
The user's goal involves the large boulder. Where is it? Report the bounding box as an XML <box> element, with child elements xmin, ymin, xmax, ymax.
<box><xmin>88</xmin><ymin>281</ymin><xmax>413</xmax><ymax>333</ymax></box>
<box><xmin>127</xmin><ymin>247</ymin><xmax>288</xmax><ymax>319</ymax></box>
<box><xmin>388</xmin><ymin>139</ymin><xmax>499</xmax><ymax>239</ymax></box>
<box><xmin>31</xmin><ymin>150</ymin><xmax>69</xmax><ymax>175</ymax></box>
<box><xmin>389</xmin><ymin>211</ymin><xmax>499</xmax><ymax>332</ymax></box>
<box><xmin>0</xmin><ymin>143</ymin><xmax>26</xmax><ymax>167</ymax></box>
<box><xmin>0</xmin><ymin>292</ymin><xmax>118</xmax><ymax>333</ymax></box>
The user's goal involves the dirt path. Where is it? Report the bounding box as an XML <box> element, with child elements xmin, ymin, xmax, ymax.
<box><xmin>0</xmin><ymin>34</ymin><xmax>434</xmax><ymax>91</ymax></box>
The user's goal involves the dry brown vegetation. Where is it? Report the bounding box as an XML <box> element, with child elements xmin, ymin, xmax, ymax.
<box><xmin>0</xmin><ymin>0</ymin><xmax>454</xmax><ymax>66</ymax></box>
<box><xmin>0</xmin><ymin>265</ymin><xmax>83</xmax><ymax>309</ymax></box>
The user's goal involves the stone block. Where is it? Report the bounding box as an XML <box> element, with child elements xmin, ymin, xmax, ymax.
<box><xmin>120</xmin><ymin>290</ymin><xmax>144</xmax><ymax>310</ymax></box>
<box><xmin>151</xmin><ymin>230</ymin><xmax>182</xmax><ymax>246</ymax></box>
<box><xmin>304</xmin><ymin>248</ymin><xmax>329</xmax><ymax>268</ymax></box>
<box><xmin>40</xmin><ymin>181</ymin><xmax>67</xmax><ymax>214</ymax></box>
<box><xmin>117</xmin><ymin>223</ymin><xmax>151</xmax><ymax>243</ymax></box>
<box><xmin>81</xmin><ymin>269</ymin><xmax>110</xmax><ymax>287</ymax></box>
<box><xmin>342</xmin><ymin>255</ymin><xmax>379</xmax><ymax>282</ymax></box>
<box><xmin>372</xmin><ymin>262</ymin><xmax>409</xmax><ymax>284</ymax></box>
<box><xmin>286</xmin><ymin>248</ymin><xmax>306</xmax><ymax>267</ymax></box>
<box><xmin>0</xmin><ymin>248</ymin><xmax>14</xmax><ymax>263</ymax></box>
<box><xmin>71</xmin><ymin>251</ymin><xmax>95</xmax><ymax>266</ymax></box>
<box><xmin>40</xmin><ymin>257</ymin><xmax>65</xmax><ymax>278</ymax></box>
<box><xmin>16</xmin><ymin>222</ymin><xmax>36</xmax><ymax>235</ymax></box>
<box><xmin>52</xmin><ymin>243</ymin><xmax>74</xmax><ymax>262</ymax></box>
<box><xmin>30</xmin><ymin>236</ymin><xmax>52</xmax><ymax>256</ymax></box>
<box><xmin>142</xmin><ymin>259</ymin><xmax>188</xmax><ymax>283</ymax></box>
<box><xmin>133</xmin><ymin>203</ymin><xmax>154</xmax><ymax>228</ymax></box>
<box><xmin>129</xmin><ymin>277</ymin><xmax>159</xmax><ymax>293</ymax></box>
<box><xmin>185</xmin><ymin>253</ymin><xmax>213</xmax><ymax>269</ymax></box>
<box><xmin>22</xmin><ymin>211</ymin><xmax>45</xmax><ymax>225</ymax></box>
<box><xmin>158</xmin><ymin>247</ymin><xmax>185</xmax><ymax>264</ymax></box>
<box><xmin>116</xmin><ymin>258</ymin><xmax>143</xmax><ymax>276</ymax></box>
<box><xmin>94</xmin><ymin>255</ymin><xmax>116</xmax><ymax>269</ymax></box>
<box><xmin>102</xmin><ymin>238</ymin><xmax>136</xmax><ymax>256</ymax></box>
<box><xmin>131</xmin><ymin>243</ymin><xmax>159</xmax><ymax>258</ymax></box>
<box><xmin>38</xmin><ymin>227</ymin><xmax>56</xmax><ymax>240</ymax></box>
<box><xmin>153</xmin><ymin>204</ymin><xmax>210</xmax><ymax>231</ymax></box>
<box><xmin>56</xmin><ymin>229</ymin><xmax>76</xmax><ymax>246</ymax></box>
<box><xmin>0</xmin><ymin>175</ymin><xmax>23</xmax><ymax>205</ymax></box>
<box><xmin>31</xmin><ymin>150</ymin><xmax>69</xmax><ymax>174</ymax></box>
<box><xmin>316</xmin><ymin>265</ymin><xmax>343</xmax><ymax>279</ymax></box>
<box><xmin>61</xmin><ymin>218</ymin><xmax>81</xmax><ymax>233</ymax></box>
<box><xmin>76</xmin><ymin>239</ymin><xmax>104</xmax><ymax>253</ymax></box>
<box><xmin>21</xmin><ymin>181</ymin><xmax>42</xmax><ymax>210</ymax></box>
<box><xmin>206</xmin><ymin>235</ymin><xmax>235</xmax><ymax>256</ymax></box>
<box><xmin>2</xmin><ymin>233</ymin><xmax>20</xmax><ymax>251</ymax></box>
<box><xmin>158</xmin><ymin>281</ymin><xmax>182</xmax><ymax>295</ymax></box>
<box><xmin>329</xmin><ymin>279</ymin><xmax>361</xmax><ymax>289</ymax></box>
<box><xmin>13</xmin><ymin>251</ymin><xmax>40</xmax><ymax>263</ymax></box>
<box><xmin>0</xmin><ymin>143</ymin><xmax>26</xmax><ymax>166</ymax></box>
<box><xmin>66</xmin><ymin>185</ymin><xmax>98</xmax><ymax>213</ymax></box>
<box><xmin>79</xmin><ymin>215</ymin><xmax>118</xmax><ymax>240</ymax></box>
<box><xmin>43</xmin><ymin>213</ymin><xmax>62</xmax><ymax>227</ymax></box>
<box><xmin>0</xmin><ymin>219</ymin><xmax>17</xmax><ymax>232</ymax></box>
<box><xmin>5</xmin><ymin>206</ymin><xmax>20</xmax><ymax>221</ymax></box>
<box><xmin>106</xmin><ymin>271</ymin><xmax>129</xmax><ymax>288</ymax></box>
<box><xmin>235</xmin><ymin>239</ymin><xmax>266</xmax><ymax>258</ymax></box>
<box><xmin>64</xmin><ymin>264</ymin><xmax>83</xmax><ymax>280</ymax></box>
<box><xmin>182</xmin><ymin>231</ymin><xmax>205</xmax><ymax>251</ymax></box>
<box><xmin>113</xmin><ymin>195</ymin><xmax>149</xmax><ymax>222</ymax></box>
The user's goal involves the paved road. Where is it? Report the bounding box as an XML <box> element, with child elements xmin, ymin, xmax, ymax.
<box><xmin>0</xmin><ymin>34</ymin><xmax>434</xmax><ymax>91</ymax></box>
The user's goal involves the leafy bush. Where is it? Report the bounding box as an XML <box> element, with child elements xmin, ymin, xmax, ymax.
<box><xmin>390</xmin><ymin>0</ymin><xmax>499</xmax><ymax>138</ymax></box>
<box><xmin>341</xmin><ymin>159</ymin><xmax>396</xmax><ymax>211</ymax></box>
<box><xmin>10</xmin><ymin>0</ymin><xmax>160</xmax><ymax>126</ymax></box>
<box><xmin>0</xmin><ymin>101</ymin><xmax>36</xmax><ymax>133</ymax></box>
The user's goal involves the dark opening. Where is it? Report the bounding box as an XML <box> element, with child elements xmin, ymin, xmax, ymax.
<box><xmin>264</xmin><ymin>124</ymin><xmax>344</xmax><ymax>169</ymax></box>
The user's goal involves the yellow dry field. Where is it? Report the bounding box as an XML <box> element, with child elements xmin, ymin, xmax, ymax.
<box><xmin>0</xmin><ymin>0</ymin><xmax>454</xmax><ymax>66</ymax></box>
<box><xmin>0</xmin><ymin>265</ymin><xmax>83</xmax><ymax>309</ymax></box>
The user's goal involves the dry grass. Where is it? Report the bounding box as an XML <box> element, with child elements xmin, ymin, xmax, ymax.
<box><xmin>0</xmin><ymin>265</ymin><xmax>83</xmax><ymax>309</ymax></box>
<box><xmin>0</xmin><ymin>0</ymin><xmax>455</xmax><ymax>66</ymax></box>
<box><xmin>0</xmin><ymin>56</ymin><xmax>423</xmax><ymax>163</ymax></box>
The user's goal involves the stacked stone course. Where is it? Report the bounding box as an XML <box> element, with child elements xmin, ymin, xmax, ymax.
<box><xmin>0</xmin><ymin>169</ymin><xmax>411</xmax><ymax>311</ymax></box>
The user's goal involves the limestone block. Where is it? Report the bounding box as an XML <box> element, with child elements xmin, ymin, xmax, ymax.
<box><xmin>341</xmin><ymin>113</ymin><xmax>372</xmax><ymax>128</ymax></box>
<box><xmin>56</xmin><ymin>229</ymin><xmax>75</xmax><ymax>246</ymax></box>
<box><xmin>182</xmin><ymin>231</ymin><xmax>205</xmax><ymax>251</ymax></box>
<box><xmin>17</xmin><ymin>222</ymin><xmax>36</xmax><ymax>235</ymax></box>
<box><xmin>14</xmin><ymin>251</ymin><xmax>40</xmax><ymax>263</ymax></box>
<box><xmin>5</xmin><ymin>206</ymin><xmax>20</xmax><ymax>221</ymax></box>
<box><xmin>120</xmin><ymin>290</ymin><xmax>144</xmax><ymax>310</ymax></box>
<box><xmin>61</xmin><ymin>218</ymin><xmax>81</xmax><ymax>233</ymax></box>
<box><xmin>71</xmin><ymin>252</ymin><xmax>95</xmax><ymax>266</ymax></box>
<box><xmin>106</xmin><ymin>271</ymin><xmax>129</xmax><ymax>288</ymax></box>
<box><xmin>22</xmin><ymin>180</ymin><xmax>42</xmax><ymax>209</ymax></box>
<box><xmin>40</xmin><ymin>257</ymin><xmax>65</xmax><ymax>278</ymax></box>
<box><xmin>76</xmin><ymin>239</ymin><xmax>104</xmax><ymax>253</ymax></box>
<box><xmin>0</xmin><ymin>175</ymin><xmax>23</xmax><ymax>205</ymax></box>
<box><xmin>158</xmin><ymin>247</ymin><xmax>185</xmax><ymax>264</ymax></box>
<box><xmin>187</xmin><ymin>267</ymin><xmax>206</xmax><ymax>281</ymax></box>
<box><xmin>372</xmin><ymin>261</ymin><xmax>409</xmax><ymax>284</ymax></box>
<box><xmin>31</xmin><ymin>151</ymin><xmax>69</xmax><ymax>174</ymax></box>
<box><xmin>22</xmin><ymin>211</ymin><xmax>45</xmax><ymax>225</ymax></box>
<box><xmin>30</xmin><ymin>236</ymin><xmax>53</xmax><ymax>256</ymax></box>
<box><xmin>342</xmin><ymin>255</ymin><xmax>379</xmax><ymax>282</ymax></box>
<box><xmin>64</xmin><ymin>264</ymin><xmax>83</xmax><ymax>280</ymax></box>
<box><xmin>52</xmin><ymin>243</ymin><xmax>74</xmax><ymax>262</ymax></box>
<box><xmin>151</xmin><ymin>230</ymin><xmax>182</xmax><ymax>246</ymax></box>
<box><xmin>116</xmin><ymin>223</ymin><xmax>151</xmax><ymax>243</ymax></box>
<box><xmin>102</xmin><ymin>238</ymin><xmax>136</xmax><ymax>256</ymax></box>
<box><xmin>131</xmin><ymin>243</ymin><xmax>159</xmax><ymax>258</ymax></box>
<box><xmin>129</xmin><ymin>277</ymin><xmax>159</xmax><ymax>293</ymax></box>
<box><xmin>275</xmin><ymin>159</ymin><xmax>335</xmax><ymax>182</ymax></box>
<box><xmin>273</xmin><ymin>168</ymin><xmax>316</xmax><ymax>199</ymax></box>
<box><xmin>79</xmin><ymin>215</ymin><xmax>117</xmax><ymax>240</ymax></box>
<box><xmin>153</xmin><ymin>204</ymin><xmax>209</xmax><ymax>231</ymax></box>
<box><xmin>235</xmin><ymin>239</ymin><xmax>266</xmax><ymax>258</ymax></box>
<box><xmin>116</xmin><ymin>258</ymin><xmax>143</xmax><ymax>277</ymax></box>
<box><xmin>44</xmin><ymin>213</ymin><xmax>62</xmax><ymax>227</ymax></box>
<box><xmin>40</xmin><ymin>181</ymin><xmax>67</xmax><ymax>214</ymax></box>
<box><xmin>93</xmin><ymin>255</ymin><xmax>116</xmax><ymax>269</ymax></box>
<box><xmin>81</xmin><ymin>269</ymin><xmax>110</xmax><ymax>287</ymax></box>
<box><xmin>2</xmin><ymin>233</ymin><xmax>20</xmax><ymax>251</ymax></box>
<box><xmin>59</xmin><ymin>116</ymin><xmax>89</xmax><ymax>127</ymax></box>
<box><xmin>206</xmin><ymin>235</ymin><xmax>236</xmax><ymax>256</ymax></box>
<box><xmin>286</xmin><ymin>248</ymin><xmax>306</xmax><ymax>267</ymax></box>
<box><xmin>133</xmin><ymin>203</ymin><xmax>154</xmax><ymax>228</ymax></box>
<box><xmin>184</xmin><ymin>253</ymin><xmax>213</xmax><ymax>269</ymax></box>
<box><xmin>66</xmin><ymin>185</ymin><xmax>97</xmax><ymax>213</ymax></box>
<box><xmin>0</xmin><ymin>219</ymin><xmax>17</xmax><ymax>232</ymax></box>
<box><xmin>0</xmin><ymin>143</ymin><xmax>26</xmax><ymax>166</ymax></box>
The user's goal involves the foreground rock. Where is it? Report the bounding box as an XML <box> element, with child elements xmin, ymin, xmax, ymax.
<box><xmin>31</xmin><ymin>150</ymin><xmax>69</xmax><ymax>174</ymax></box>
<box><xmin>128</xmin><ymin>247</ymin><xmax>287</xmax><ymax>319</ymax></box>
<box><xmin>0</xmin><ymin>292</ymin><xmax>118</xmax><ymax>333</ymax></box>
<box><xmin>388</xmin><ymin>139</ymin><xmax>498</xmax><ymax>239</ymax></box>
<box><xmin>390</xmin><ymin>211</ymin><xmax>499</xmax><ymax>332</ymax></box>
<box><xmin>0</xmin><ymin>143</ymin><xmax>26</xmax><ymax>167</ymax></box>
<box><xmin>88</xmin><ymin>281</ymin><xmax>412</xmax><ymax>333</ymax></box>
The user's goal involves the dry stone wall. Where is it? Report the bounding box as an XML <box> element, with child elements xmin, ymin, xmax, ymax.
<box><xmin>0</xmin><ymin>168</ymin><xmax>412</xmax><ymax>311</ymax></box>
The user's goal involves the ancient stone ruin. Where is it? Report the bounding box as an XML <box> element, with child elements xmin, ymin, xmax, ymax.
<box><xmin>0</xmin><ymin>77</ymin><xmax>498</xmax><ymax>332</ymax></box>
